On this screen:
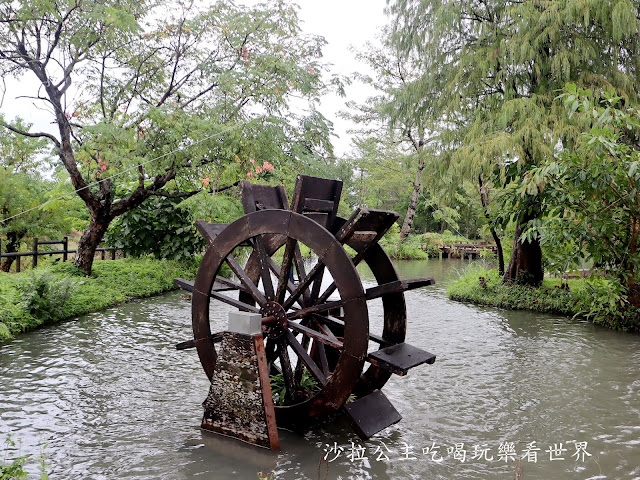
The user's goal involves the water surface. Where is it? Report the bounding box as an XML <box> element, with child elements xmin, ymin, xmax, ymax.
<box><xmin>1</xmin><ymin>259</ymin><xmax>639</xmax><ymax>479</ymax></box>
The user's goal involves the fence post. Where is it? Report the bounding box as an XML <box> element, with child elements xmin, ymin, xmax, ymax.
<box><xmin>63</xmin><ymin>236</ymin><xmax>68</xmax><ymax>262</ymax></box>
<box><xmin>16</xmin><ymin>257</ymin><xmax>20</xmax><ymax>272</ymax></box>
<box><xmin>111</xmin><ymin>249</ymin><xmax>116</xmax><ymax>260</ymax></box>
<box><xmin>101</xmin><ymin>249</ymin><xmax>105</xmax><ymax>260</ymax></box>
<box><xmin>33</xmin><ymin>237</ymin><xmax>38</xmax><ymax>269</ymax></box>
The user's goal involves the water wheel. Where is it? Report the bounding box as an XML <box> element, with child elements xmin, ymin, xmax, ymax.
<box><xmin>176</xmin><ymin>175</ymin><xmax>436</xmax><ymax>438</ymax></box>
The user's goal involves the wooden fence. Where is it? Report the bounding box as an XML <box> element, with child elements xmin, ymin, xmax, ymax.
<box><xmin>0</xmin><ymin>237</ymin><xmax>121</xmax><ymax>272</ymax></box>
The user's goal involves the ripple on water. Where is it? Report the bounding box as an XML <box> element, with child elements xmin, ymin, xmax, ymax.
<box><xmin>1</xmin><ymin>259</ymin><xmax>640</xmax><ymax>479</ymax></box>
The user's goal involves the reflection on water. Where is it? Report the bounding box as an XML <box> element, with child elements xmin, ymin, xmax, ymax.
<box><xmin>1</xmin><ymin>258</ymin><xmax>640</xmax><ymax>479</ymax></box>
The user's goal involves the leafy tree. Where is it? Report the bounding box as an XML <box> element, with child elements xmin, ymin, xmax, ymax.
<box><xmin>345</xmin><ymin>32</ymin><xmax>439</xmax><ymax>240</ymax></box>
<box><xmin>387</xmin><ymin>0</ymin><xmax>640</xmax><ymax>285</ymax></box>
<box><xmin>0</xmin><ymin>0</ymin><xmax>334</xmax><ymax>274</ymax></box>
<box><xmin>0</xmin><ymin>118</ymin><xmax>70</xmax><ymax>271</ymax></box>
<box><xmin>524</xmin><ymin>86</ymin><xmax>640</xmax><ymax>305</ymax></box>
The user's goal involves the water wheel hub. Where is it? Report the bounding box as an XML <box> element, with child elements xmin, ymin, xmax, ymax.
<box><xmin>260</xmin><ymin>301</ymin><xmax>288</xmax><ymax>339</ymax></box>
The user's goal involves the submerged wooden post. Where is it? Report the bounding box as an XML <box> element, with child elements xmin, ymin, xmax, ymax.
<box><xmin>201</xmin><ymin>312</ymin><xmax>279</xmax><ymax>450</ymax></box>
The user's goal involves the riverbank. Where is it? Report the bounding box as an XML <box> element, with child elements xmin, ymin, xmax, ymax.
<box><xmin>381</xmin><ymin>230</ymin><xmax>470</xmax><ymax>260</ymax></box>
<box><xmin>447</xmin><ymin>264</ymin><xmax>640</xmax><ymax>332</ymax></box>
<box><xmin>0</xmin><ymin>258</ymin><xmax>199</xmax><ymax>341</ymax></box>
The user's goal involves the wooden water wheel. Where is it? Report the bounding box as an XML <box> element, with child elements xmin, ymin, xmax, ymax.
<box><xmin>176</xmin><ymin>175</ymin><xmax>436</xmax><ymax>439</ymax></box>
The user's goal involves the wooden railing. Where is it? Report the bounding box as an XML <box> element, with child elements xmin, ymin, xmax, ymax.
<box><xmin>0</xmin><ymin>237</ymin><xmax>121</xmax><ymax>272</ymax></box>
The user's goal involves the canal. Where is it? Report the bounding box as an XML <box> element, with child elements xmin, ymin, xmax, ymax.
<box><xmin>1</xmin><ymin>259</ymin><xmax>639</xmax><ymax>479</ymax></box>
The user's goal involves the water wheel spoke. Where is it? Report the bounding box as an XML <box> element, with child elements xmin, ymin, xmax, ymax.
<box><xmin>293</xmin><ymin>320</ymin><xmax>311</xmax><ymax>384</ymax></box>
<box><xmin>251</xmin><ymin>235</ymin><xmax>275</xmax><ymax>301</ymax></box>
<box><xmin>287</xmin><ymin>298</ymin><xmax>344</xmax><ymax>321</ymax></box>
<box><xmin>314</xmin><ymin>341</ymin><xmax>330</xmax><ymax>376</ymax></box>
<box><xmin>224</xmin><ymin>254</ymin><xmax>267</xmax><ymax>307</ymax></box>
<box><xmin>317</xmin><ymin>281</ymin><xmax>338</xmax><ymax>305</ymax></box>
<box><xmin>282</xmin><ymin>260</ymin><xmax>327</xmax><ymax>311</ymax></box>
<box><xmin>210</xmin><ymin>291</ymin><xmax>260</xmax><ymax>313</ymax></box>
<box><xmin>314</xmin><ymin>313</ymin><xmax>391</xmax><ymax>346</ymax></box>
<box><xmin>278</xmin><ymin>338</ymin><xmax>298</xmax><ymax>403</ymax></box>
<box><xmin>314</xmin><ymin>317</ymin><xmax>341</xmax><ymax>344</ymax></box>
<box><xmin>276</xmin><ymin>237</ymin><xmax>298</xmax><ymax>304</ymax></box>
<box><xmin>309</xmin><ymin>265</ymin><xmax>326</xmax><ymax>305</ymax></box>
<box><xmin>266</xmin><ymin>256</ymin><xmax>307</xmax><ymax>308</ymax></box>
<box><xmin>287</xmin><ymin>320</ymin><xmax>344</xmax><ymax>349</ymax></box>
<box><xmin>214</xmin><ymin>276</ymin><xmax>248</xmax><ymax>293</ymax></box>
<box><xmin>265</xmin><ymin>337</ymin><xmax>278</xmax><ymax>364</ymax></box>
<box><xmin>285</xmin><ymin>330</ymin><xmax>328</xmax><ymax>386</ymax></box>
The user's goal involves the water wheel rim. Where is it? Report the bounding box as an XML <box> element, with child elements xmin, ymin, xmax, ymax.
<box><xmin>241</xmin><ymin>216</ymin><xmax>408</xmax><ymax>397</ymax></box>
<box><xmin>192</xmin><ymin>210</ymin><xmax>369</xmax><ymax>421</ymax></box>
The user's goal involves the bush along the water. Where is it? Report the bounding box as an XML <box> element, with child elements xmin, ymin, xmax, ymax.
<box><xmin>0</xmin><ymin>434</ymin><xmax>49</xmax><ymax>480</ymax></box>
<box><xmin>447</xmin><ymin>264</ymin><xmax>640</xmax><ymax>331</ymax></box>
<box><xmin>0</xmin><ymin>257</ymin><xmax>199</xmax><ymax>341</ymax></box>
<box><xmin>380</xmin><ymin>225</ymin><xmax>429</xmax><ymax>260</ymax></box>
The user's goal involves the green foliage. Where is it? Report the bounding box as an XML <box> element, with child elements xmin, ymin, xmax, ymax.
<box><xmin>448</xmin><ymin>264</ymin><xmax>640</xmax><ymax>331</ymax></box>
<box><xmin>0</xmin><ymin>118</ymin><xmax>72</xmax><ymax>271</ymax></box>
<box><xmin>571</xmin><ymin>276</ymin><xmax>633</xmax><ymax>329</ymax></box>
<box><xmin>178</xmin><ymin>191</ymin><xmax>244</xmax><ymax>225</ymax></box>
<box><xmin>448</xmin><ymin>264</ymin><xmax>578</xmax><ymax>316</ymax></box>
<box><xmin>0</xmin><ymin>258</ymin><xmax>199</xmax><ymax>340</ymax></box>
<box><xmin>0</xmin><ymin>434</ymin><xmax>48</xmax><ymax>480</ymax></box>
<box><xmin>380</xmin><ymin>224</ymin><xmax>430</xmax><ymax>260</ymax></box>
<box><xmin>523</xmin><ymin>87</ymin><xmax>640</xmax><ymax>296</ymax></box>
<box><xmin>386</xmin><ymin>0</ymin><xmax>640</xmax><ymax>280</ymax></box>
<box><xmin>17</xmin><ymin>268</ymin><xmax>78</xmax><ymax>323</ymax></box>
<box><xmin>105</xmin><ymin>196</ymin><xmax>205</xmax><ymax>261</ymax></box>
<box><xmin>269</xmin><ymin>371</ymin><xmax>319</xmax><ymax>406</ymax></box>
<box><xmin>0</xmin><ymin>0</ymin><xmax>337</xmax><ymax>274</ymax></box>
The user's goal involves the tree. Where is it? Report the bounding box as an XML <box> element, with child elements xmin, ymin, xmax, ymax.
<box><xmin>0</xmin><ymin>117</ymin><xmax>70</xmax><ymax>271</ymax></box>
<box><xmin>524</xmin><ymin>86</ymin><xmax>640</xmax><ymax>301</ymax></box>
<box><xmin>0</xmin><ymin>0</ymin><xmax>334</xmax><ymax>274</ymax></box>
<box><xmin>387</xmin><ymin>0</ymin><xmax>640</xmax><ymax>285</ymax></box>
<box><xmin>345</xmin><ymin>32</ymin><xmax>438</xmax><ymax>240</ymax></box>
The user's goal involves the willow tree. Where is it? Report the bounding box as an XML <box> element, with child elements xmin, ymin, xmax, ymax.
<box><xmin>0</xmin><ymin>0</ymin><xmax>332</xmax><ymax>274</ymax></box>
<box><xmin>387</xmin><ymin>0</ymin><xmax>640</xmax><ymax>284</ymax></box>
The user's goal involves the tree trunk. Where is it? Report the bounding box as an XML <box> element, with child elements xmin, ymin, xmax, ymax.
<box><xmin>503</xmin><ymin>219</ymin><xmax>543</xmax><ymax>286</ymax></box>
<box><xmin>399</xmin><ymin>157</ymin><xmax>425</xmax><ymax>240</ymax></box>
<box><xmin>0</xmin><ymin>231</ymin><xmax>22</xmax><ymax>272</ymax></box>
<box><xmin>478</xmin><ymin>176</ymin><xmax>504</xmax><ymax>275</ymax></box>
<box><xmin>73</xmin><ymin>215</ymin><xmax>112</xmax><ymax>274</ymax></box>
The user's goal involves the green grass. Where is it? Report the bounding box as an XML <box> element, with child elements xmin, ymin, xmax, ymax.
<box><xmin>380</xmin><ymin>225</ymin><xmax>478</xmax><ymax>261</ymax></box>
<box><xmin>447</xmin><ymin>264</ymin><xmax>582</xmax><ymax>315</ymax></box>
<box><xmin>0</xmin><ymin>257</ymin><xmax>199</xmax><ymax>341</ymax></box>
<box><xmin>447</xmin><ymin>263</ymin><xmax>640</xmax><ymax>331</ymax></box>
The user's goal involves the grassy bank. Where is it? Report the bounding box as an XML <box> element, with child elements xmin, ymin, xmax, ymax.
<box><xmin>447</xmin><ymin>264</ymin><xmax>640</xmax><ymax>332</ymax></box>
<box><xmin>0</xmin><ymin>257</ymin><xmax>199</xmax><ymax>341</ymax></box>
<box><xmin>380</xmin><ymin>228</ymin><xmax>469</xmax><ymax>260</ymax></box>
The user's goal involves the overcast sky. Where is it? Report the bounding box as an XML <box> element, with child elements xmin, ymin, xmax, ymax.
<box><xmin>0</xmin><ymin>1</ymin><xmax>390</xmax><ymax>159</ymax></box>
<box><xmin>293</xmin><ymin>1</ymin><xmax>389</xmax><ymax>157</ymax></box>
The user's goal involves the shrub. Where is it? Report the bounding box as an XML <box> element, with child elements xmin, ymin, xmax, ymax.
<box><xmin>105</xmin><ymin>196</ymin><xmax>206</xmax><ymax>261</ymax></box>
<box><xmin>380</xmin><ymin>225</ymin><xmax>430</xmax><ymax>260</ymax></box>
<box><xmin>17</xmin><ymin>268</ymin><xmax>78</xmax><ymax>324</ymax></box>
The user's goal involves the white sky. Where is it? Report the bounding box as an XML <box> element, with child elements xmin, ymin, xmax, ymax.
<box><xmin>0</xmin><ymin>1</ymin><xmax>389</xmax><ymax>159</ymax></box>
<box><xmin>294</xmin><ymin>1</ymin><xmax>389</xmax><ymax>157</ymax></box>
